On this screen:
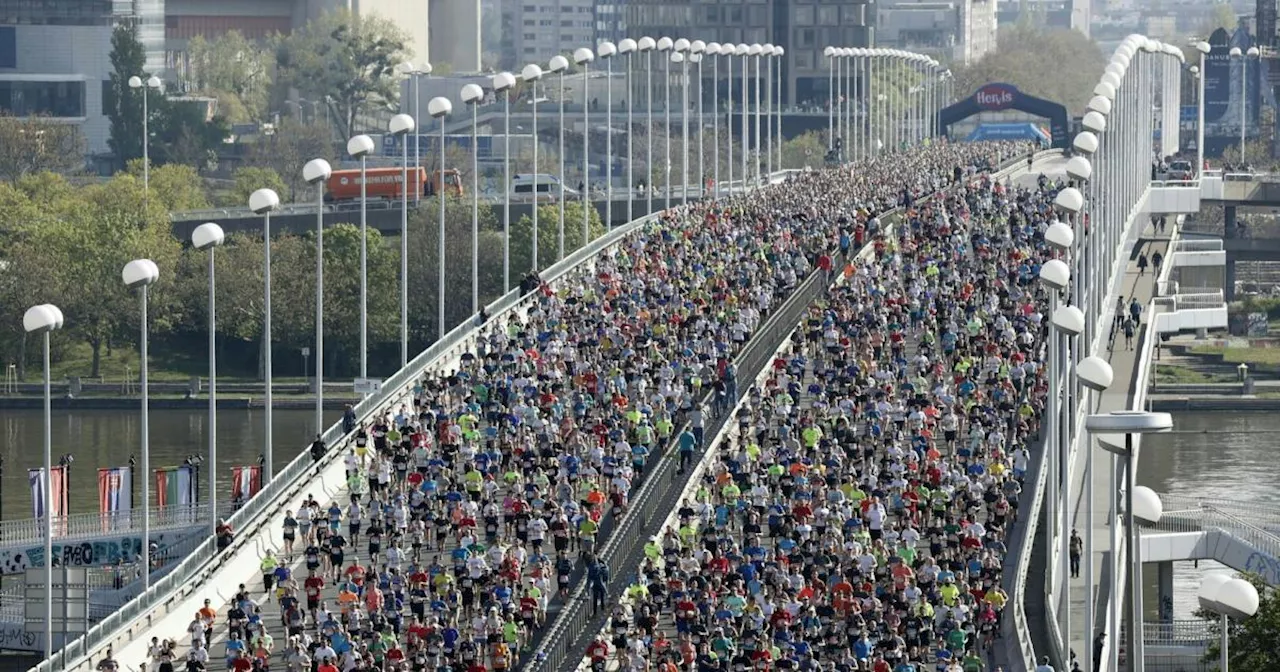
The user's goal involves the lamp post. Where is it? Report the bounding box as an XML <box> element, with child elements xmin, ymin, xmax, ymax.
<box><xmin>750</xmin><ymin>44</ymin><xmax>762</xmax><ymax>183</ymax></box>
<box><xmin>1194</xmin><ymin>41</ymin><xmax>1210</xmax><ymax>172</ymax></box>
<box><xmin>638</xmin><ymin>37</ymin><xmax>656</xmax><ymax>215</ymax></box>
<box><xmin>548</xmin><ymin>54</ymin><xmax>570</xmax><ymax>259</ymax></box>
<box><xmin>1075</xmin><ymin>355</ymin><xmax>1114</xmax><ymax>672</ymax></box>
<box><xmin>462</xmin><ymin>84</ymin><xmax>484</xmax><ymax>315</ymax></box>
<box><xmin>302</xmin><ymin>159</ymin><xmax>331</xmax><ymax>435</ymax></box>
<box><xmin>737</xmin><ymin>43</ymin><xmax>749</xmax><ymax>189</ymax></box>
<box><xmin>521</xmin><ymin>64</ymin><xmax>544</xmax><ymax>270</ymax></box>
<box><xmin>574</xmin><ymin>46</ymin><xmax>596</xmax><ymax>240</ymax></box>
<box><xmin>725</xmin><ymin>43</ymin><xmax>735</xmax><ymax>193</ymax></box>
<box><xmin>657</xmin><ymin>37</ymin><xmax>673</xmax><ymax>210</ymax></box>
<box><xmin>600</xmin><ymin>40</ymin><xmax>616</xmax><ymax>226</ymax></box>
<box><xmin>1038</xmin><ymin>254</ymin><xmax>1071</xmax><ymax>622</ymax></box>
<box><xmin>825</xmin><ymin>47</ymin><xmax>835</xmax><ymax>150</ymax></box>
<box><xmin>127</xmin><ymin>75</ymin><xmax>162</xmax><ymax>192</ymax></box>
<box><xmin>388</xmin><ymin>113</ymin><xmax>416</xmax><ymax>367</ymax></box>
<box><xmin>122</xmin><ymin>259</ymin><xmax>159</xmax><ymax>590</ymax></box>
<box><xmin>707</xmin><ymin>42</ymin><xmax>721</xmax><ymax>197</ymax></box>
<box><xmin>1230</xmin><ymin>45</ymin><xmax>1259</xmax><ymax>160</ymax></box>
<box><xmin>1052</xmin><ymin>301</ymin><xmax>1084</xmax><ymax>656</ymax></box>
<box><xmin>428</xmin><ymin>97</ymin><xmax>452</xmax><ymax>340</ymax></box>
<box><xmin>1198</xmin><ymin>575</ymin><xmax>1260</xmax><ymax>672</ymax></box>
<box><xmin>191</xmin><ymin>223</ymin><xmax>225</xmax><ymax>534</ymax></box>
<box><xmin>672</xmin><ymin>39</ymin><xmax>688</xmax><ymax>201</ymax></box>
<box><xmin>248</xmin><ymin>189</ymin><xmax>280</xmax><ymax>479</ymax></box>
<box><xmin>762</xmin><ymin>45</ymin><xmax>774</xmax><ymax>176</ymax></box>
<box><xmin>619</xmin><ymin>39</ymin><xmax>637</xmax><ymax>222</ymax></box>
<box><xmin>345</xmin><ymin>134</ymin><xmax>375</xmax><ymax>383</ymax></box>
<box><xmin>23</xmin><ymin>303</ymin><xmax>63</xmax><ymax>657</ymax></box>
<box><xmin>492</xmin><ymin>72</ymin><xmax>516</xmax><ymax>292</ymax></box>
<box><xmin>689</xmin><ymin>40</ymin><xmax>704</xmax><ymax>196</ymax></box>
<box><xmin>398</xmin><ymin>61</ymin><xmax>432</xmax><ymax>201</ymax></box>
<box><xmin>774</xmin><ymin>46</ymin><xmax>784</xmax><ymax>173</ymax></box>
<box><xmin>1086</xmin><ymin>411</ymin><xmax>1175</xmax><ymax>672</ymax></box>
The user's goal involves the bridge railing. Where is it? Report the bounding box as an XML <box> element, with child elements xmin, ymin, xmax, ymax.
<box><xmin>1143</xmin><ymin>619</ymin><xmax>1215</xmax><ymax>645</ymax></box>
<box><xmin>1172</xmin><ymin>291</ymin><xmax>1226</xmax><ymax>311</ymax></box>
<box><xmin>1172</xmin><ymin>239</ymin><xmax>1224</xmax><ymax>253</ymax></box>
<box><xmin>36</xmin><ymin>170</ymin><xmax>800</xmax><ymax>672</ymax></box>
<box><xmin>1154</xmin><ymin>503</ymin><xmax>1280</xmax><ymax>563</ymax></box>
<box><xmin>0</xmin><ymin>503</ymin><xmax>233</xmax><ymax>547</ymax></box>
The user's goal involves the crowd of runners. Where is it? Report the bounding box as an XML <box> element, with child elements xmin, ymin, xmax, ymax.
<box><xmin>136</xmin><ymin>140</ymin><xmax>1036</xmax><ymax>672</ymax></box>
<box><xmin>580</xmin><ymin>154</ymin><xmax>1063</xmax><ymax>672</ymax></box>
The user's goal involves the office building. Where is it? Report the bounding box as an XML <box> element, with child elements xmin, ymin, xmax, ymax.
<box><xmin>877</xmin><ymin>0</ymin><xmax>996</xmax><ymax>66</ymax></box>
<box><xmin>625</xmin><ymin>0</ymin><xmax>875</xmax><ymax>107</ymax></box>
<box><xmin>502</xmin><ymin>0</ymin><xmax>596</xmax><ymax>67</ymax></box>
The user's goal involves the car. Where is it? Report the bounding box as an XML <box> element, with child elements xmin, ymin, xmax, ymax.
<box><xmin>1167</xmin><ymin>160</ymin><xmax>1194</xmax><ymax>180</ymax></box>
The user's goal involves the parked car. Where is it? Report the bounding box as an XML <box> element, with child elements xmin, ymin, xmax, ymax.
<box><xmin>1167</xmin><ymin>159</ymin><xmax>1194</xmax><ymax>180</ymax></box>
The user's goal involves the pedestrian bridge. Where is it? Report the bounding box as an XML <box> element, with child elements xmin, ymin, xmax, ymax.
<box><xmin>1142</xmin><ymin>495</ymin><xmax>1280</xmax><ymax>586</ymax></box>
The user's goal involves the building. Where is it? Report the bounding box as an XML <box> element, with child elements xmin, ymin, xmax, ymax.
<box><xmin>429</xmin><ymin>0</ymin><xmax>481</xmax><ymax>72</ymax></box>
<box><xmin>876</xmin><ymin>0</ymin><xmax>996</xmax><ymax>66</ymax></box>
<box><xmin>995</xmin><ymin>0</ymin><xmax>1088</xmax><ymax>38</ymax></box>
<box><xmin>624</xmin><ymin>0</ymin><xmax>875</xmax><ymax>108</ymax></box>
<box><xmin>501</xmin><ymin>0</ymin><xmax>596</xmax><ymax>67</ymax></box>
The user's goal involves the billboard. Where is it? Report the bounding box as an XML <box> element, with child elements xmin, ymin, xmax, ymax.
<box><xmin>1201</xmin><ymin>27</ymin><xmax>1265</xmax><ymax>152</ymax></box>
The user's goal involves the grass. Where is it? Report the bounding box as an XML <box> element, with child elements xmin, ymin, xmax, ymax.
<box><xmin>1154</xmin><ymin>364</ymin><xmax>1237</xmax><ymax>384</ymax></box>
<box><xmin>1188</xmin><ymin>344</ymin><xmax>1280</xmax><ymax>367</ymax></box>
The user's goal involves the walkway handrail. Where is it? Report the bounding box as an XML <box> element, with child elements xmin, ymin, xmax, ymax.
<box><xmin>35</xmin><ymin>171</ymin><xmax>798</xmax><ymax>672</ymax></box>
<box><xmin>1143</xmin><ymin>619</ymin><xmax>1215</xmax><ymax>645</ymax></box>
<box><xmin>1159</xmin><ymin>494</ymin><xmax>1280</xmax><ymax>523</ymax></box>
<box><xmin>0</xmin><ymin>502</ymin><xmax>236</xmax><ymax>548</ymax></box>
<box><xmin>1171</xmin><ymin>239</ymin><xmax>1224</xmax><ymax>253</ymax></box>
<box><xmin>1157</xmin><ymin>504</ymin><xmax>1280</xmax><ymax>562</ymax></box>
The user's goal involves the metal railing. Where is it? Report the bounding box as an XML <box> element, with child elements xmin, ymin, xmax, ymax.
<box><xmin>1173</xmin><ymin>292</ymin><xmax>1226</xmax><ymax>310</ymax></box>
<box><xmin>0</xmin><ymin>503</ymin><xmax>234</xmax><ymax>546</ymax></box>
<box><xmin>1143</xmin><ymin>619</ymin><xmax>1215</xmax><ymax>645</ymax></box>
<box><xmin>1172</xmin><ymin>239</ymin><xmax>1224</xmax><ymax>253</ymax></box>
<box><xmin>1155</xmin><ymin>503</ymin><xmax>1280</xmax><ymax>565</ymax></box>
<box><xmin>35</xmin><ymin>170</ymin><xmax>798</xmax><ymax>672</ymax></box>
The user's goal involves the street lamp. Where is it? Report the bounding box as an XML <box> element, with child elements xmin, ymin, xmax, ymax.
<box><xmin>548</xmin><ymin>53</ymin><xmax>570</xmax><ymax>258</ymax></box>
<box><xmin>1075</xmin><ymin>354</ymin><xmax>1114</xmax><ymax>672</ymax></box>
<box><xmin>706</xmin><ymin>41</ymin><xmax>722</xmax><ymax>197</ymax></box>
<box><xmin>1039</xmin><ymin>254</ymin><xmax>1071</xmax><ymax>607</ymax></box>
<box><xmin>127</xmin><ymin>75</ymin><xmax>162</xmax><ymax>192</ymax></box>
<box><xmin>345</xmin><ymin>133</ymin><xmax>376</xmax><ymax>383</ymax></box>
<box><xmin>825</xmin><ymin>47</ymin><xmax>836</xmax><ymax>149</ymax></box>
<box><xmin>1086</xmin><ymin>411</ymin><xmax>1175</xmax><ymax>672</ymax></box>
<box><xmin>638</xmin><ymin>37</ymin><xmax>656</xmax><ymax>215</ymax></box>
<box><xmin>600</xmin><ymin>40</ymin><xmax>617</xmax><ymax>227</ymax></box>
<box><xmin>657</xmin><ymin>37</ymin><xmax>673</xmax><ymax>210</ymax></box>
<box><xmin>689</xmin><ymin>40</ymin><xmax>704</xmax><ymax>198</ymax></box>
<box><xmin>492</xmin><ymin>71</ymin><xmax>517</xmax><ymax>292</ymax></box>
<box><xmin>749</xmin><ymin>44</ymin><xmax>763</xmax><ymax>183</ymax></box>
<box><xmin>398</xmin><ymin>61</ymin><xmax>432</xmax><ymax>199</ymax></box>
<box><xmin>462</xmin><ymin>83</ymin><xmax>484</xmax><ymax>315</ymax></box>
<box><xmin>574</xmin><ymin>46</ymin><xmax>596</xmax><ymax>243</ymax></box>
<box><xmin>722</xmin><ymin>43</ymin><xmax>735</xmax><ymax>193</ymax></box>
<box><xmin>761</xmin><ymin>45</ymin><xmax>774</xmax><ymax>176</ymax></box>
<box><xmin>388</xmin><ymin>113</ymin><xmax>416</xmax><ymax>367</ymax></box>
<box><xmin>1193</xmin><ymin>41</ymin><xmax>1210</xmax><ymax>172</ymax></box>
<box><xmin>248</xmin><ymin>188</ymin><xmax>280</xmax><ymax>480</ymax></box>
<box><xmin>521</xmin><ymin>63</ymin><xmax>544</xmax><ymax>270</ymax></box>
<box><xmin>427</xmin><ymin>96</ymin><xmax>452</xmax><ymax>341</ymax></box>
<box><xmin>774</xmin><ymin>46</ymin><xmax>784</xmax><ymax>172</ymax></box>
<box><xmin>672</xmin><ymin>39</ymin><xmax>689</xmax><ymax>201</ymax></box>
<box><xmin>619</xmin><ymin>39</ymin><xmax>637</xmax><ymax>222</ymax></box>
<box><xmin>302</xmin><ymin>159</ymin><xmax>331</xmax><ymax>435</ymax></box>
<box><xmin>122</xmin><ymin>259</ymin><xmax>160</xmax><ymax>590</ymax></box>
<box><xmin>1199</xmin><ymin>575</ymin><xmax>1259</xmax><ymax>672</ymax></box>
<box><xmin>191</xmin><ymin>223</ymin><xmax>225</xmax><ymax>534</ymax></box>
<box><xmin>736</xmin><ymin>43</ymin><xmax>749</xmax><ymax>188</ymax></box>
<box><xmin>23</xmin><ymin>302</ymin><xmax>63</xmax><ymax>657</ymax></box>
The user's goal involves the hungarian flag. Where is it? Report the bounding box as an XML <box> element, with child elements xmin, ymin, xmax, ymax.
<box><xmin>98</xmin><ymin>467</ymin><xmax>132</xmax><ymax>516</ymax></box>
<box><xmin>231</xmin><ymin>465</ymin><xmax>263</xmax><ymax>503</ymax></box>
<box><xmin>28</xmin><ymin>465</ymin><xmax>68</xmax><ymax>519</ymax></box>
<box><xmin>154</xmin><ymin>465</ymin><xmax>198</xmax><ymax>508</ymax></box>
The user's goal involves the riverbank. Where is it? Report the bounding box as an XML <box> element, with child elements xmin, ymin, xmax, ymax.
<box><xmin>1150</xmin><ymin>395</ymin><xmax>1280</xmax><ymax>411</ymax></box>
<box><xmin>0</xmin><ymin>395</ymin><xmax>360</xmax><ymax>410</ymax></box>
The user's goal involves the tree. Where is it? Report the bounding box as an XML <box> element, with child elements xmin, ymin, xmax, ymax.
<box><xmin>229</xmin><ymin>166</ymin><xmax>288</xmax><ymax>208</ymax></box>
<box><xmin>1202</xmin><ymin>4</ymin><xmax>1238</xmax><ymax>35</ymax></box>
<box><xmin>149</xmin><ymin>98</ymin><xmax>231</xmax><ymax>170</ymax></box>
<box><xmin>105</xmin><ymin>21</ymin><xmax>148</xmax><ymax>166</ymax></box>
<box><xmin>136</xmin><ymin>162</ymin><xmax>211</xmax><ymax>212</ymax></box>
<box><xmin>406</xmin><ymin>196</ymin><xmax>506</xmax><ymax>343</ymax></box>
<box><xmin>0</xmin><ymin>116</ymin><xmax>85</xmax><ymax>181</ymax></box>
<box><xmin>781</xmin><ymin>132</ymin><xmax>827</xmax><ymax>171</ymax></box>
<box><xmin>244</xmin><ymin>119</ymin><xmax>336</xmax><ymax>201</ymax></box>
<box><xmin>510</xmin><ymin>200</ymin><xmax>606</xmax><ymax>275</ymax></box>
<box><xmin>274</xmin><ymin>10</ymin><xmax>411</xmax><ymax>138</ymax></box>
<box><xmin>1198</xmin><ymin>574</ymin><xmax>1280</xmax><ymax>671</ymax></box>
<box><xmin>953</xmin><ymin>24</ymin><xmax>1106</xmax><ymax>117</ymax></box>
<box><xmin>183</xmin><ymin>31</ymin><xmax>274</xmax><ymax>122</ymax></box>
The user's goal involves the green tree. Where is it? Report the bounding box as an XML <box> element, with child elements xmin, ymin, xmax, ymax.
<box><xmin>0</xmin><ymin>115</ymin><xmax>85</xmax><ymax>181</ymax></box>
<box><xmin>510</xmin><ymin>200</ymin><xmax>606</xmax><ymax>275</ymax></box>
<box><xmin>1202</xmin><ymin>4</ymin><xmax>1238</xmax><ymax>34</ymax></box>
<box><xmin>274</xmin><ymin>10</ymin><xmax>412</xmax><ymax>138</ymax></box>
<box><xmin>244</xmin><ymin>119</ymin><xmax>336</xmax><ymax>201</ymax></box>
<box><xmin>315</xmin><ymin>224</ymin><xmax>398</xmax><ymax>374</ymax></box>
<box><xmin>1198</xmin><ymin>574</ymin><xmax>1280</xmax><ymax>671</ymax></box>
<box><xmin>406</xmin><ymin>195</ymin><xmax>507</xmax><ymax>343</ymax></box>
<box><xmin>149</xmin><ymin>99</ymin><xmax>231</xmax><ymax>170</ymax></box>
<box><xmin>136</xmin><ymin>162</ymin><xmax>211</xmax><ymax>212</ymax></box>
<box><xmin>183</xmin><ymin>31</ymin><xmax>274</xmax><ymax>122</ymax></box>
<box><xmin>953</xmin><ymin>24</ymin><xmax>1106</xmax><ymax>116</ymax></box>
<box><xmin>229</xmin><ymin>166</ymin><xmax>288</xmax><ymax>208</ymax></box>
<box><xmin>105</xmin><ymin>21</ymin><xmax>148</xmax><ymax>166</ymax></box>
<box><xmin>781</xmin><ymin>132</ymin><xmax>827</xmax><ymax>171</ymax></box>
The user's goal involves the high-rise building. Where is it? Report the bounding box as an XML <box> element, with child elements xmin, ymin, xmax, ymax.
<box><xmin>877</xmin><ymin>0</ymin><xmax>996</xmax><ymax>66</ymax></box>
<box><xmin>501</xmin><ymin>0</ymin><xmax>597</xmax><ymax>68</ymax></box>
<box><xmin>624</xmin><ymin>0</ymin><xmax>874</xmax><ymax>107</ymax></box>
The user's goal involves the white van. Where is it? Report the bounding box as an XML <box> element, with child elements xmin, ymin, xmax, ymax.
<box><xmin>510</xmin><ymin>173</ymin><xmax>577</xmax><ymax>203</ymax></box>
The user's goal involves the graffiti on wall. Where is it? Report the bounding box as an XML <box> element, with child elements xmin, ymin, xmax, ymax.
<box><xmin>0</xmin><ymin>625</ymin><xmax>39</xmax><ymax>651</ymax></box>
<box><xmin>1243</xmin><ymin>551</ymin><xmax>1280</xmax><ymax>585</ymax></box>
<box><xmin>0</xmin><ymin>533</ymin><xmax>177</xmax><ymax>574</ymax></box>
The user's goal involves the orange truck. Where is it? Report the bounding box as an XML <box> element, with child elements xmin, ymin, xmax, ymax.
<box><xmin>326</xmin><ymin>167</ymin><xmax>463</xmax><ymax>202</ymax></box>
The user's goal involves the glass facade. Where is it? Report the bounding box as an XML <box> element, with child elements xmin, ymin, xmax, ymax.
<box><xmin>0</xmin><ymin>0</ymin><xmax>117</xmax><ymax>26</ymax></box>
<box><xmin>0</xmin><ymin>79</ymin><xmax>86</xmax><ymax>117</ymax></box>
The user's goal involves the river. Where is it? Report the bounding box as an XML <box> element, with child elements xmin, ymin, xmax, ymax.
<box><xmin>0</xmin><ymin>408</ymin><xmax>336</xmax><ymax>520</ymax></box>
<box><xmin>1138</xmin><ymin>411</ymin><xmax>1280</xmax><ymax>619</ymax></box>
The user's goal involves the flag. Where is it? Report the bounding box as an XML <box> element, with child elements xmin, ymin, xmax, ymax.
<box><xmin>28</xmin><ymin>466</ymin><xmax>68</xmax><ymax>519</ymax></box>
<box><xmin>231</xmin><ymin>465</ymin><xmax>263</xmax><ymax>503</ymax></box>
<box><xmin>98</xmin><ymin>467</ymin><xmax>132</xmax><ymax>515</ymax></box>
<box><xmin>154</xmin><ymin>465</ymin><xmax>198</xmax><ymax>508</ymax></box>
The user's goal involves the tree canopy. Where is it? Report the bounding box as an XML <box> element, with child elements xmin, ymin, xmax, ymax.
<box><xmin>273</xmin><ymin>9</ymin><xmax>412</xmax><ymax>139</ymax></box>
<box><xmin>953</xmin><ymin>25</ymin><xmax>1106</xmax><ymax>117</ymax></box>
<box><xmin>182</xmin><ymin>31</ymin><xmax>275</xmax><ymax>124</ymax></box>
<box><xmin>0</xmin><ymin>116</ymin><xmax>85</xmax><ymax>181</ymax></box>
